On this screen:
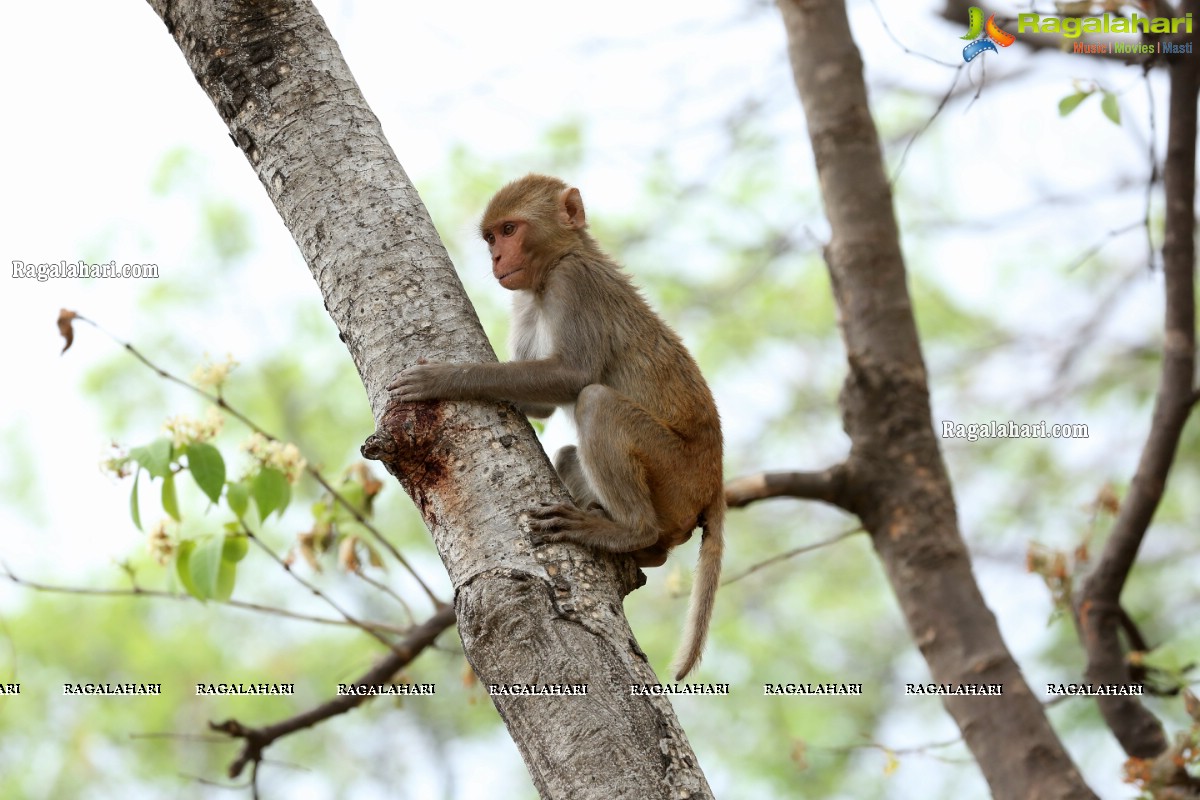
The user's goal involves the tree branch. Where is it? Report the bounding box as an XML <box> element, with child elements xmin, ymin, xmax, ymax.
<box><xmin>1074</xmin><ymin>0</ymin><xmax>1198</xmax><ymax>762</ymax></box>
<box><xmin>724</xmin><ymin>464</ymin><xmax>851</xmax><ymax>510</ymax></box>
<box><xmin>775</xmin><ymin>1</ymin><xmax>1097</xmax><ymax>797</ymax></box>
<box><xmin>212</xmin><ymin>604</ymin><xmax>457</xmax><ymax>780</ymax></box>
<box><xmin>145</xmin><ymin>2</ymin><xmax>713</xmax><ymax>795</ymax></box>
<box><xmin>722</xmin><ymin>527</ymin><xmax>862</xmax><ymax>586</ymax></box>
<box><xmin>0</xmin><ymin>561</ymin><xmax>411</xmax><ymax>635</ymax></box>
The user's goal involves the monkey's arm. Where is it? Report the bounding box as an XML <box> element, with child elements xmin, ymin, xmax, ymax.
<box><xmin>388</xmin><ymin>358</ymin><xmax>595</xmax><ymax>405</ymax></box>
<box><xmin>392</xmin><ymin>279</ymin><xmax>610</xmax><ymax>406</ymax></box>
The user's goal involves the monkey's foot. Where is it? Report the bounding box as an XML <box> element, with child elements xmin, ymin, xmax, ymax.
<box><xmin>527</xmin><ymin>503</ymin><xmax>605</xmax><ymax>545</ymax></box>
<box><xmin>527</xmin><ymin>504</ymin><xmax>661</xmax><ymax>556</ymax></box>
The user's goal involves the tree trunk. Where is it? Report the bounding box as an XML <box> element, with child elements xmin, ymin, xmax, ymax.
<box><xmin>775</xmin><ymin>1</ymin><xmax>1098</xmax><ymax>798</ymax></box>
<box><xmin>143</xmin><ymin>1</ymin><xmax>711</xmax><ymax>796</ymax></box>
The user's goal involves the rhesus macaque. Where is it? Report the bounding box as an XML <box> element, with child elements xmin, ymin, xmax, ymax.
<box><xmin>388</xmin><ymin>174</ymin><xmax>724</xmax><ymax>680</ymax></box>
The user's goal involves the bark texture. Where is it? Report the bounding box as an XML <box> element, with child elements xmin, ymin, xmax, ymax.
<box><xmin>1074</xmin><ymin>0</ymin><xmax>1198</xmax><ymax>769</ymax></box>
<box><xmin>776</xmin><ymin>1</ymin><xmax>1098</xmax><ymax>797</ymax></box>
<box><xmin>144</xmin><ymin>1</ymin><xmax>711</xmax><ymax>796</ymax></box>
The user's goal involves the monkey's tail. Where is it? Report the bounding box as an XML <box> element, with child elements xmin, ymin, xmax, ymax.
<box><xmin>671</xmin><ymin>500</ymin><xmax>725</xmax><ymax>681</ymax></box>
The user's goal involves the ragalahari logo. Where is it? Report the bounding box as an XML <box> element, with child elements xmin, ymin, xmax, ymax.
<box><xmin>961</xmin><ymin>7</ymin><xmax>1016</xmax><ymax>61</ymax></box>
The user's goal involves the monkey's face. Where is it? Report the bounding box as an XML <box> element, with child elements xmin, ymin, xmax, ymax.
<box><xmin>483</xmin><ymin>219</ymin><xmax>532</xmax><ymax>291</ymax></box>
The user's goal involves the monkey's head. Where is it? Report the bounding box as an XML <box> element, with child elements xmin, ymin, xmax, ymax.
<box><xmin>480</xmin><ymin>174</ymin><xmax>588</xmax><ymax>292</ymax></box>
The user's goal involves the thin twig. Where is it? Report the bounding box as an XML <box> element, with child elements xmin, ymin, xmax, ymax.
<box><xmin>239</xmin><ymin>526</ymin><xmax>402</xmax><ymax>653</ymax></box>
<box><xmin>723</xmin><ymin>527</ymin><xmax>862</xmax><ymax>586</ymax></box>
<box><xmin>0</xmin><ymin>560</ymin><xmax>411</xmax><ymax>635</ymax></box>
<box><xmin>212</xmin><ymin>604</ymin><xmax>457</xmax><ymax>780</ymax></box>
<box><xmin>70</xmin><ymin>313</ymin><xmax>444</xmax><ymax>608</ymax></box>
<box><xmin>353</xmin><ymin>567</ymin><xmax>416</xmax><ymax>625</ymax></box>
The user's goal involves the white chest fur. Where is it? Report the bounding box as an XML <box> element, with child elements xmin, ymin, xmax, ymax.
<box><xmin>510</xmin><ymin>292</ymin><xmax>555</xmax><ymax>361</ymax></box>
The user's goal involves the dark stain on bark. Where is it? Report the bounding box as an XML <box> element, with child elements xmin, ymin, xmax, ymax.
<box><xmin>362</xmin><ymin>400</ymin><xmax>454</xmax><ymax>520</ymax></box>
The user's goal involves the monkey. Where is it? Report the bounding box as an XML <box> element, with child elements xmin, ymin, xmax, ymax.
<box><xmin>388</xmin><ymin>174</ymin><xmax>724</xmax><ymax>680</ymax></box>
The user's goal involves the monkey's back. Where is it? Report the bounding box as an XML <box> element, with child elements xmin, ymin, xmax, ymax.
<box><xmin>544</xmin><ymin>252</ymin><xmax>721</xmax><ymax>447</ymax></box>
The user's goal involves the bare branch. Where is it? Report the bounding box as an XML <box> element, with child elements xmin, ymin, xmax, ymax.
<box><xmin>722</xmin><ymin>527</ymin><xmax>862</xmax><ymax>586</ymax></box>
<box><xmin>353</xmin><ymin>568</ymin><xmax>417</xmax><ymax>626</ymax></box>
<box><xmin>776</xmin><ymin>1</ymin><xmax>1097</xmax><ymax>796</ymax></box>
<box><xmin>0</xmin><ymin>561</ymin><xmax>411</xmax><ymax>635</ymax></box>
<box><xmin>1075</xmin><ymin>0</ymin><xmax>1199</xmax><ymax>763</ymax></box>
<box><xmin>239</xmin><ymin>526</ymin><xmax>420</xmax><ymax>654</ymax></box>
<box><xmin>210</xmin><ymin>604</ymin><xmax>455</xmax><ymax>779</ymax></box>
<box><xmin>724</xmin><ymin>464</ymin><xmax>851</xmax><ymax>510</ymax></box>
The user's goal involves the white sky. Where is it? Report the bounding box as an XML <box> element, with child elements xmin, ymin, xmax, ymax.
<box><xmin>0</xmin><ymin>0</ymin><xmax>803</xmax><ymax>572</ymax></box>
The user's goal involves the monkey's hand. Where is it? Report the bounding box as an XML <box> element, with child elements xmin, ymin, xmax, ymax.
<box><xmin>387</xmin><ymin>361</ymin><xmax>456</xmax><ymax>401</ymax></box>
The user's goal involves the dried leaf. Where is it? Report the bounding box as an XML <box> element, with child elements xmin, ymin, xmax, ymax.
<box><xmin>338</xmin><ymin>535</ymin><xmax>361</xmax><ymax>572</ymax></box>
<box><xmin>790</xmin><ymin>739</ymin><xmax>808</xmax><ymax>770</ymax></box>
<box><xmin>1096</xmin><ymin>483</ymin><xmax>1120</xmax><ymax>515</ymax></box>
<box><xmin>57</xmin><ymin>308</ymin><xmax>77</xmax><ymax>353</ymax></box>
<box><xmin>298</xmin><ymin>533</ymin><xmax>322</xmax><ymax>573</ymax></box>
<box><xmin>1183</xmin><ymin>689</ymin><xmax>1200</xmax><ymax>722</ymax></box>
<box><xmin>461</xmin><ymin>662</ymin><xmax>478</xmax><ymax>688</ymax></box>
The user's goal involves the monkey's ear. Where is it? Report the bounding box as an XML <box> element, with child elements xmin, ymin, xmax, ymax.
<box><xmin>559</xmin><ymin>187</ymin><xmax>587</xmax><ymax>230</ymax></box>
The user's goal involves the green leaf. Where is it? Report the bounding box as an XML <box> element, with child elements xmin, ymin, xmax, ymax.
<box><xmin>175</xmin><ymin>540</ymin><xmax>199</xmax><ymax>599</ymax></box>
<box><xmin>1057</xmin><ymin>91</ymin><xmax>1090</xmax><ymax>117</ymax></box>
<box><xmin>186</xmin><ymin>443</ymin><xmax>226</xmax><ymax>504</ymax></box>
<box><xmin>226</xmin><ymin>480</ymin><xmax>250</xmax><ymax>520</ymax></box>
<box><xmin>162</xmin><ymin>472</ymin><xmax>180</xmax><ymax>522</ymax></box>
<box><xmin>130</xmin><ymin>438</ymin><xmax>173</xmax><ymax>479</ymax></box>
<box><xmin>222</xmin><ymin>534</ymin><xmax>249</xmax><ymax>563</ymax></box>
<box><xmin>1140</xmin><ymin>635</ymin><xmax>1200</xmax><ymax>674</ymax></box>
<box><xmin>214</xmin><ymin>558</ymin><xmax>238</xmax><ymax>601</ymax></box>
<box><xmin>188</xmin><ymin>535</ymin><xmax>225</xmax><ymax>601</ymax></box>
<box><xmin>130</xmin><ymin>468</ymin><xmax>143</xmax><ymax>531</ymax></box>
<box><xmin>1100</xmin><ymin>92</ymin><xmax>1121</xmax><ymax>125</ymax></box>
<box><xmin>252</xmin><ymin>468</ymin><xmax>290</xmax><ymax>521</ymax></box>
<box><xmin>337</xmin><ymin>483</ymin><xmax>366</xmax><ymax>516</ymax></box>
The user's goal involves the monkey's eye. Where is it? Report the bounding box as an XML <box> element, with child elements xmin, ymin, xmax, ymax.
<box><xmin>484</xmin><ymin>233</ymin><xmax>495</xmax><ymax>245</ymax></box>
<box><xmin>501</xmin><ymin>222</ymin><xmax>516</xmax><ymax>236</ymax></box>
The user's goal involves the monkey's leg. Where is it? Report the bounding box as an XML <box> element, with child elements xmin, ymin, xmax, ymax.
<box><xmin>553</xmin><ymin>445</ymin><xmax>601</xmax><ymax>508</ymax></box>
<box><xmin>530</xmin><ymin>384</ymin><xmax>685</xmax><ymax>553</ymax></box>
<box><xmin>517</xmin><ymin>401</ymin><xmax>556</xmax><ymax>419</ymax></box>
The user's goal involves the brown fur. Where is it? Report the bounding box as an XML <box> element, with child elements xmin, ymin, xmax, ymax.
<box><xmin>390</xmin><ymin>174</ymin><xmax>725</xmax><ymax>680</ymax></box>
